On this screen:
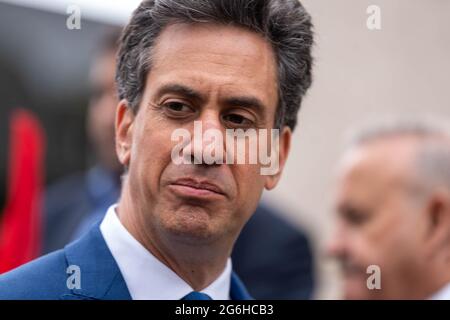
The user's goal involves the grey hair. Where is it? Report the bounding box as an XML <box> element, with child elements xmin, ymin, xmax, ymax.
<box><xmin>347</xmin><ymin>117</ymin><xmax>450</xmax><ymax>194</ymax></box>
<box><xmin>116</xmin><ymin>0</ymin><xmax>314</xmax><ymax>130</ymax></box>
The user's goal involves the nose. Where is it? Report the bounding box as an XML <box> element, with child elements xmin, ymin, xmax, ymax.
<box><xmin>183</xmin><ymin>112</ymin><xmax>225</xmax><ymax>166</ymax></box>
<box><xmin>326</xmin><ymin>226</ymin><xmax>347</xmax><ymax>259</ymax></box>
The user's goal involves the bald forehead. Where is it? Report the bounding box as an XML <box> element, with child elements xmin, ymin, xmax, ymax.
<box><xmin>338</xmin><ymin>136</ymin><xmax>422</xmax><ymax>188</ymax></box>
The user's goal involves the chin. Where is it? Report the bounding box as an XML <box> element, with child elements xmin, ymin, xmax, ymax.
<box><xmin>343</xmin><ymin>277</ymin><xmax>372</xmax><ymax>300</ymax></box>
<box><xmin>161</xmin><ymin>208</ymin><xmax>219</xmax><ymax>244</ymax></box>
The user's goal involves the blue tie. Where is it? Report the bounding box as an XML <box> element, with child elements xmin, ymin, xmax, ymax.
<box><xmin>181</xmin><ymin>291</ymin><xmax>213</xmax><ymax>300</ymax></box>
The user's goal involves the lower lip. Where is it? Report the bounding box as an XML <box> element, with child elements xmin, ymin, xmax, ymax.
<box><xmin>169</xmin><ymin>184</ymin><xmax>224</xmax><ymax>199</ymax></box>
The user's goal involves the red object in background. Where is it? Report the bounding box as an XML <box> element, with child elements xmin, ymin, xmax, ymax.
<box><xmin>0</xmin><ymin>109</ymin><xmax>46</xmax><ymax>273</ymax></box>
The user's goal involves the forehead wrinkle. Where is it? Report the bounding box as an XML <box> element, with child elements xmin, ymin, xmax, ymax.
<box><xmin>151</xmin><ymin>23</ymin><xmax>277</xmax><ymax>73</ymax></box>
<box><xmin>153</xmin><ymin>50</ymin><xmax>274</xmax><ymax>83</ymax></box>
<box><xmin>149</xmin><ymin>56</ymin><xmax>277</xmax><ymax>105</ymax></box>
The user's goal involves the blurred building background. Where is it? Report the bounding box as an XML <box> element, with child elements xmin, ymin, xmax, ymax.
<box><xmin>0</xmin><ymin>0</ymin><xmax>449</xmax><ymax>298</ymax></box>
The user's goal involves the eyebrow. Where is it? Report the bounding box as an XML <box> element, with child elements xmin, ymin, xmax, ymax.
<box><xmin>154</xmin><ymin>82</ymin><xmax>268</xmax><ymax>120</ymax></box>
<box><xmin>223</xmin><ymin>96</ymin><xmax>267</xmax><ymax>117</ymax></box>
<box><xmin>155</xmin><ymin>83</ymin><xmax>205</xmax><ymax>103</ymax></box>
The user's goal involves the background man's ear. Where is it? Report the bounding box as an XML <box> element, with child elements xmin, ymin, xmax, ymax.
<box><xmin>265</xmin><ymin>126</ymin><xmax>291</xmax><ymax>190</ymax></box>
<box><xmin>423</xmin><ymin>189</ymin><xmax>450</xmax><ymax>259</ymax></box>
<box><xmin>115</xmin><ymin>99</ymin><xmax>134</xmax><ymax>167</ymax></box>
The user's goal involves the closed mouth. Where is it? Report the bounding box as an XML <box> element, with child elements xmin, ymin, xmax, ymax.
<box><xmin>170</xmin><ymin>178</ymin><xmax>225</xmax><ymax>196</ymax></box>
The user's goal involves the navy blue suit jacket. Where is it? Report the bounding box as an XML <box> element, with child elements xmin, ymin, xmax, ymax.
<box><xmin>0</xmin><ymin>224</ymin><xmax>252</xmax><ymax>300</ymax></box>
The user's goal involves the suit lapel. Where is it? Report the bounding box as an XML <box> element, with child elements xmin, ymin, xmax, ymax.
<box><xmin>61</xmin><ymin>223</ymin><xmax>131</xmax><ymax>300</ymax></box>
<box><xmin>230</xmin><ymin>272</ymin><xmax>253</xmax><ymax>300</ymax></box>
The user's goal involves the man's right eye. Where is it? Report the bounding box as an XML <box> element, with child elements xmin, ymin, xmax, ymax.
<box><xmin>341</xmin><ymin>207</ymin><xmax>371</xmax><ymax>226</ymax></box>
<box><xmin>162</xmin><ymin>101</ymin><xmax>194</xmax><ymax>116</ymax></box>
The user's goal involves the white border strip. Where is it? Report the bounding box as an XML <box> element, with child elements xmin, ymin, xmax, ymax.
<box><xmin>0</xmin><ymin>0</ymin><xmax>141</xmax><ymax>25</ymax></box>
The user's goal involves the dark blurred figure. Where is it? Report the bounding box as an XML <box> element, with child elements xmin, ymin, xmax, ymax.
<box><xmin>233</xmin><ymin>205</ymin><xmax>314</xmax><ymax>299</ymax></box>
<box><xmin>43</xmin><ymin>30</ymin><xmax>314</xmax><ymax>299</ymax></box>
<box><xmin>44</xmin><ymin>30</ymin><xmax>122</xmax><ymax>250</ymax></box>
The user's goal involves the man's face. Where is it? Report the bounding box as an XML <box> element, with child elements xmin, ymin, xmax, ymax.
<box><xmin>116</xmin><ymin>23</ymin><xmax>290</xmax><ymax>246</ymax></box>
<box><xmin>328</xmin><ymin>138</ymin><xmax>428</xmax><ymax>299</ymax></box>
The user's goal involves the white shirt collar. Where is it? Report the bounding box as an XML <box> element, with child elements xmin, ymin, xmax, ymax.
<box><xmin>100</xmin><ymin>204</ymin><xmax>232</xmax><ymax>300</ymax></box>
<box><xmin>429</xmin><ymin>282</ymin><xmax>450</xmax><ymax>300</ymax></box>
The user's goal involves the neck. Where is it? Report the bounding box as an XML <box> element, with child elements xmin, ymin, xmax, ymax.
<box><xmin>116</xmin><ymin>181</ymin><xmax>232</xmax><ymax>291</ymax></box>
<box><xmin>403</xmin><ymin>259</ymin><xmax>450</xmax><ymax>299</ymax></box>
<box><xmin>423</xmin><ymin>260</ymin><xmax>450</xmax><ymax>299</ymax></box>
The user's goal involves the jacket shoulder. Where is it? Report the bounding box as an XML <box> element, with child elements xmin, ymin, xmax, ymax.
<box><xmin>0</xmin><ymin>249</ymin><xmax>69</xmax><ymax>300</ymax></box>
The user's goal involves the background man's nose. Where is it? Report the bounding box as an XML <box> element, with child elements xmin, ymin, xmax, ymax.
<box><xmin>326</xmin><ymin>228</ymin><xmax>347</xmax><ymax>259</ymax></box>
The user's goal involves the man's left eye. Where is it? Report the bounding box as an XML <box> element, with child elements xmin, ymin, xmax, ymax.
<box><xmin>223</xmin><ymin>114</ymin><xmax>254</xmax><ymax>127</ymax></box>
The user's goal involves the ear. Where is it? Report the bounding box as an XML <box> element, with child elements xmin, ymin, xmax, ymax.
<box><xmin>423</xmin><ymin>189</ymin><xmax>450</xmax><ymax>258</ymax></box>
<box><xmin>264</xmin><ymin>126</ymin><xmax>291</xmax><ymax>190</ymax></box>
<box><xmin>115</xmin><ymin>99</ymin><xmax>135</xmax><ymax>168</ymax></box>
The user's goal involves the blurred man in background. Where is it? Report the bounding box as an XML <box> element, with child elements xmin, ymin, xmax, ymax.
<box><xmin>328</xmin><ymin>119</ymin><xmax>450</xmax><ymax>299</ymax></box>
<box><xmin>44</xmin><ymin>30</ymin><xmax>123</xmax><ymax>250</ymax></box>
<box><xmin>43</xmin><ymin>29</ymin><xmax>314</xmax><ymax>299</ymax></box>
